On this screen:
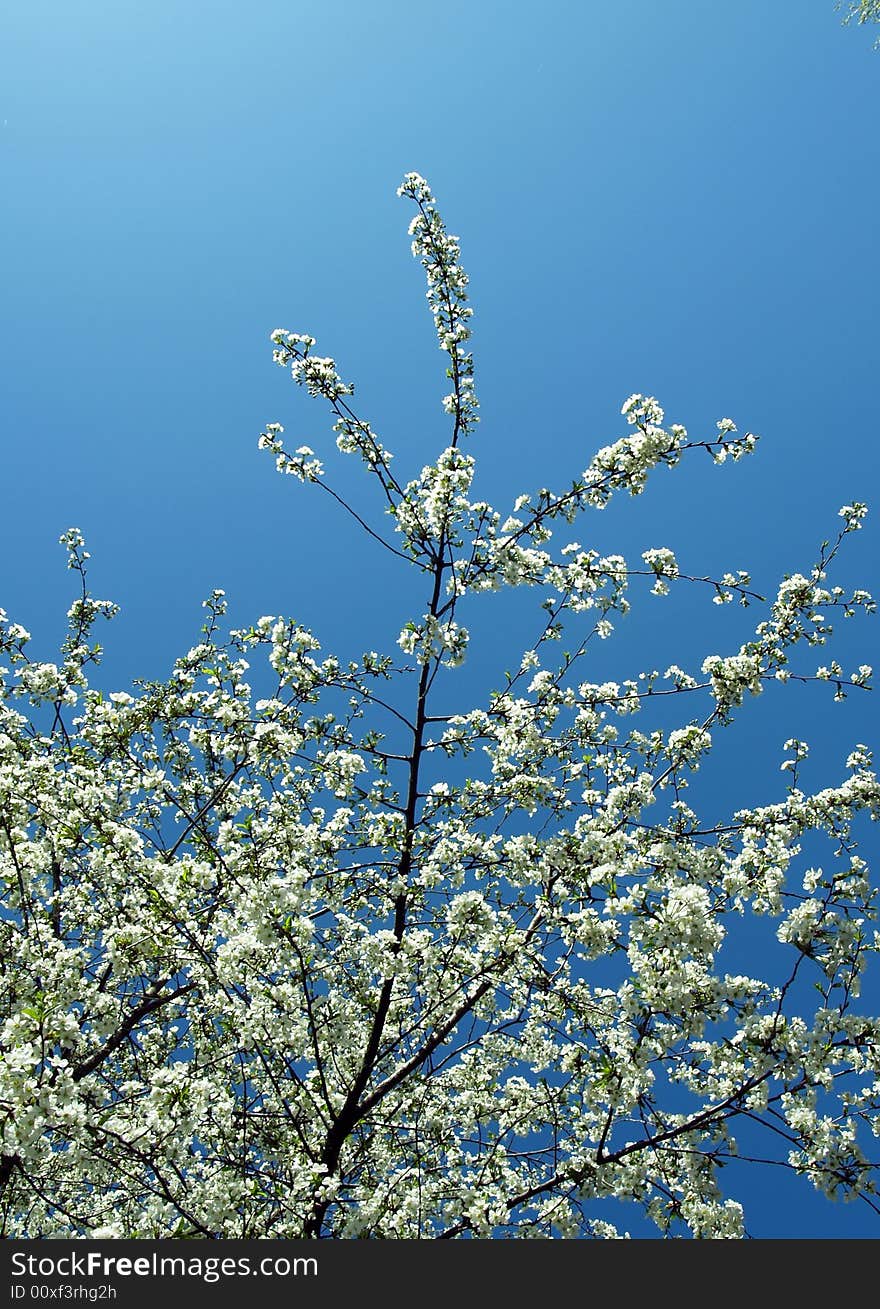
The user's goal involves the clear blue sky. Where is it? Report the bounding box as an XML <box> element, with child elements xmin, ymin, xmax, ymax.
<box><xmin>2</xmin><ymin>1</ymin><xmax>879</xmax><ymax>1237</ymax></box>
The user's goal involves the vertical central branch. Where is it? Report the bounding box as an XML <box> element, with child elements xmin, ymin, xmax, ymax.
<box><xmin>304</xmin><ymin>535</ymin><xmax>449</xmax><ymax>1236</ymax></box>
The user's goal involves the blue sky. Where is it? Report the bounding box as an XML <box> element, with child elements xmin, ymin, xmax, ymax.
<box><xmin>2</xmin><ymin>1</ymin><xmax>879</xmax><ymax>1237</ymax></box>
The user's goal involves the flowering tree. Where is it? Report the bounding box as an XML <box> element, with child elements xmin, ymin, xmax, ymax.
<box><xmin>1</xmin><ymin>174</ymin><xmax>879</xmax><ymax>1240</ymax></box>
